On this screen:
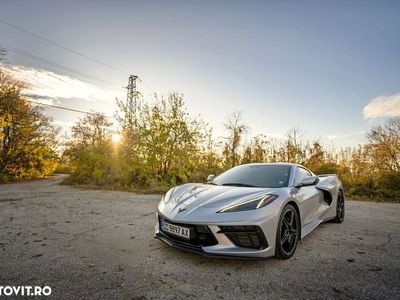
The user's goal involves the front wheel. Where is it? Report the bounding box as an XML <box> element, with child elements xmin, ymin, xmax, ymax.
<box><xmin>332</xmin><ymin>191</ymin><xmax>345</xmax><ymax>223</ymax></box>
<box><xmin>275</xmin><ymin>204</ymin><xmax>300</xmax><ymax>259</ymax></box>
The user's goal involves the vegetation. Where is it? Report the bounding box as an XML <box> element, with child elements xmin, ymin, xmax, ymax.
<box><xmin>1</xmin><ymin>69</ymin><xmax>399</xmax><ymax>201</ymax></box>
<box><xmin>0</xmin><ymin>70</ymin><xmax>58</xmax><ymax>182</ymax></box>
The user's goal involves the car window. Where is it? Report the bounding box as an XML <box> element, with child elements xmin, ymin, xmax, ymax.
<box><xmin>212</xmin><ymin>164</ymin><xmax>292</xmax><ymax>188</ymax></box>
<box><xmin>294</xmin><ymin>167</ymin><xmax>311</xmax><ymax>186</ymax></box>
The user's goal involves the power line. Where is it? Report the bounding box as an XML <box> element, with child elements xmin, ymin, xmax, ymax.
<box><xmin>0</xmin><ymin>18</ymin><xmax>127</xmax><ymax>75</ymax></box>
<box><xmin>0</xmin><ymin>43</ymin><xmax>116</xmax><ymax>86</ymax></box>
<box><xmin>24</xmin><ymin>98</ymin><xmax>115</xmax><ymax>119</ymax></box>
<box><xmin>0</xmin><ymin>19</ymin><xmax>159</xmax><ymax>95</ymax></box>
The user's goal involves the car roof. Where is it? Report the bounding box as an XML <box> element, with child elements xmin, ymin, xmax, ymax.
<box><xmin>239</xmin><ymin>162</ymin><xmax>301</xmax><ymax>168</ymax></box>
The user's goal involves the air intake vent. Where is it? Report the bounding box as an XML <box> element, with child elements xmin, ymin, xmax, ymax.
<box><xmin>218</xmin><ymin>225</ymin><xmax>268</xmax><ymax>249</ymax></box>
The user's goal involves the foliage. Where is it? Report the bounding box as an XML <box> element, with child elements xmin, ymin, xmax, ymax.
<box><xmin>65</xmin><ymin>92</ymin><xmax>218</xmax><ymax>188</ymax></box>
<box><xmin>54</xmin><ymin>78</ymin><xmax>399</xmax><ymax>201</ymax></box>
<box><xmin>117</xmin><ymin>92</ymin><xmax>215</xmax><ymax>187</ymax></box>
<box><xmin>63</xmin><ymin>113</ymin><xmax>114</xmax><ymax>184</ymax></box>
<box><xmin>222</xmin><ymin>111</ymin><xmax>248</xmax><ymax>168</ymax></box>
<box><xmin>0</xmin><ymin>69</ymin><xmax>58</xmax><ymax>181</ymax></box>
<box><xmin>2</xmin><ymin>63</ymin><xmax>398</xmax><ymax>201</ymax></box>
<box><xmin>366</xmin><ymin>118</ymin><xmax>400</xmax><ymax>189</ymax></box>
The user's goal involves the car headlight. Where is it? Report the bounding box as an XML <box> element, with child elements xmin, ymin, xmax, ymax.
<box><xmin>218</xmin><ymin>194</ymin><xmax>279</xmax><ymax>213</ymax></box>
<box><xmin>162</xmin><ymin>188</ymin><xmax>175</xmax><ymax>203</ymax></box>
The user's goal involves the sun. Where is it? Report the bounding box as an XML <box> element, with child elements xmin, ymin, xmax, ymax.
<box><xmin>111</xmin><ymin>133</ymin><xmax>121</xmax><ymax>143</ymax></box>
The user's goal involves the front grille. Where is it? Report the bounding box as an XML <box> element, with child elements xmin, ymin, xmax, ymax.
<box><xmin>218</xmin><ymin>225</ymin><xmax>268</xmax><ymax>249</ymax></box>
<box><xmin>159</xmin><ymin>216</ymin><xmax>218</xmax><ymax>247</ymax></box>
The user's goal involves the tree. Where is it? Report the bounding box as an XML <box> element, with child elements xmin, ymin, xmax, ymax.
<box><xmin>281</xmin><ymin>127</ymin><xmax>306</xmax><ymax>163</ymax></box>
<box><xmin>195</xmin><ymin>128</ymin><xmax>223</xmax><ymax>179</ymax></box>
<box><xmin>64</xmin><ymin>113</ymin><xmax>113</xmax><ymax>183</ymax></box>
<box><xmin>138</xmin><ymin>93</ymin><xmax>206</xmax><ymax>185</ymax></box>
<box><xmin>223</xmin><ymin>112</ymin><xmax>248</xmax><ymax>168</ymax></box>
<box><xmin>0</xmin><ymin>69</ymin><xmax>58</xmax><ymax>181</ymax></box>
<box><xmin>115</xmin><ymin>90</ymin><xmax>143</xmax><ymax>183</ymax></box>
<box><xmin>366</xmin><ymin>117</ymin><xmax>400</xmax><ymax>189</ymax></box>
<box><xmin>241</xmin><ymin>135</ymin><xmax>268</xmax><ymax>164</ymax></box>
<box><xmin>70</xmin><ymin>113</ymin><xmax>112</xmax><ymax>148</ymax></box>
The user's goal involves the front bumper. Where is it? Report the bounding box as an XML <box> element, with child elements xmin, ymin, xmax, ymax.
<box><xmin>154</xmin><ymin>211</ymin><xmax>278</xmax><ymax>259</ymax></box>
<box><xmin>155</xmin><ymin>231</ymin><xmax>265</xmax><ymax>259</ymax></box>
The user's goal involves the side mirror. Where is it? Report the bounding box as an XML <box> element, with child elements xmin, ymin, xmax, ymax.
<box><xmin>207</xmin><ymin>174</ymin><xmax>215</xmax><ymax>183</ymax></box>
<box><xmin>296</xmin><ymin>176</ymin><xmax>319</xmax><ymax>188</ymax></box>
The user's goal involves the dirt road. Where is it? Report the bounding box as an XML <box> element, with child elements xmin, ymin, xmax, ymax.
<box><xmin>0</xmin><ymin>176</ymin><xmax>399</xmax><ymax>299</ymax></box>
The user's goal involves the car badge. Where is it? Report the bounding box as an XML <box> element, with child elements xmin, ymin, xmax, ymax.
<box><xmin>178</xmin><ymin>207</ymin><xmax>186</xmax><ymax>213</ymax></box>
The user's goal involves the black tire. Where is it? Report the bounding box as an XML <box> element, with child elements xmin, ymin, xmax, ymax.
<box><xmin>275</xmin><ymin>204</ymin><xmax>300</xmax><ymax>259</ymax></box>
<box><xmin>332</xmin><ymin>190</ymin><xmax>345</xmax><ymax>223</ymax></box>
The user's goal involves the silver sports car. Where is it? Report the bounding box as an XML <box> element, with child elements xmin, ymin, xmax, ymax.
<box><xmin>155</xmin><ymin>163</ymin><xmax>345</xmax><ymax>259</ymax></box>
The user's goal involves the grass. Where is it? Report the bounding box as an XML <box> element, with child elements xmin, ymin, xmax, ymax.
<box><xmin>60</xmin><ymin>176</ymin><xmax>400</xmax><ymax>202</ymax></box>
<box><xmin>60</xmin><ymin>176</ymin><xmax>169</xmax><ymax>194</ymax></box>
<box><xmin>346</xmin><ymin>194</ymin><xmax>400</xmax><ymax>203</ymax></box>
<box><xmin>0</xmin><ymin>174</ymin><xmax>58</xmax><ymax>184</ymax></box>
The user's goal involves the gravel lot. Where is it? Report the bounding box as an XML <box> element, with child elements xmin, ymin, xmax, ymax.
<box><xmin>0</xmin><ymin>175</ymin><xmax>399</xmax><ymax>299</ymax></box>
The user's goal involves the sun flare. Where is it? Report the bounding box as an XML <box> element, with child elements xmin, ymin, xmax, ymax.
<box><xmin>111</xmin><ymin>133</ymin><xmax>121</xmax><ymax>143</ymax></box>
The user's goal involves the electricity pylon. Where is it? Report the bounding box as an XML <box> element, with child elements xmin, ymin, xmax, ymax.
<box><xmin>125</xmin><ymin>75</ymin><xmax>141</xmax><ymax>126</ymax></box>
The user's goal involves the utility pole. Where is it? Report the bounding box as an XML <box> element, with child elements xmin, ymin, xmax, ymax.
<box><xmin>125</xmin><ymin>75</ymin><xmax>140</xmax><ymax>126</ymax></box>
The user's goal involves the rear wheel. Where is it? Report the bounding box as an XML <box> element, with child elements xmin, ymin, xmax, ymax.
<box><xmin>275</xmin><ymin>204</ymin><xmax>300</xmax><ymax>259</ymax></box>
<box><xmin>332</xmin><ymin>191</ymin><xmax>345</xmax><ymax>223</ymax></box>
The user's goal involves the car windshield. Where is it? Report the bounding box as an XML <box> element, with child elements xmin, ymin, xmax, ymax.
<box><xmin>212</xmin><ymin>164</ymin><xmax>291</xmax><ymax>188</ymax></box>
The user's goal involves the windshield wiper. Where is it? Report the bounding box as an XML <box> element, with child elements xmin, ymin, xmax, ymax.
<box><xmin>221</xmin><ymin>183</ymin><xmax>260</xmax><ymax>188</ymax></box>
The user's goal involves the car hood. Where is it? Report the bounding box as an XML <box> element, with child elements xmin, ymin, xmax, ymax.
<box><xmin>158</xmin><ymin>183</ymin><xmax>282</xmax><ymax>220</ymax></box>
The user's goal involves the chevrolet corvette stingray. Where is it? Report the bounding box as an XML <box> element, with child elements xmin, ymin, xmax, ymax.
<box><xmin>155</xmin><ymin>163</ymin><xmax>345</xmax><ymax>259</ymax></box>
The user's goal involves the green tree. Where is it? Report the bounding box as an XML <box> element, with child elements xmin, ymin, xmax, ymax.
<box><xmin>64</xmin><ymin>113</ymin><xmax>113</xmax><ymax>183</ymax></box>
<box><xmin>115</xmin><ymin>89</ymin><xmax>143</xmax><ymax>184</ymax></box>
<box><xmin>138</xmin><ymin>93</ymin><xmax>206</xmax><ymax>185</ymax></box>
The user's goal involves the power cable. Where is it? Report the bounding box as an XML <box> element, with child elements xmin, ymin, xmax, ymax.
<box><xmin>0</xmin><ymin>43</ymin><xmax>116</xmax><ymax>86</ymax></box>
<box><xmin>0</xmin><ymin>18</ymin><xmax>127</xmax><ymax>75</ymax></box>
<box><xmin>24</xmin><ymin>98</ymin><xmax>115</xmax><ymax>119</ymax></box>
<box><xmin>0</xmin><ymin>19</ymin><xmax>160</xmax><ymax>99</ymax></box>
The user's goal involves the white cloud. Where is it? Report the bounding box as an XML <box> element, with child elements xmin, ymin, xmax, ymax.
<box><xmin>0</xmin><ymin>65</ymin><xmax>123</xmax><ymax>103</ymax></box>
<box><xmin>363</xmin><ymin>93</ymin><xmax>400</xmax><ymax>119</ymax></box>
<box><xmin>327</xmin><ymin>131</ymin><xmax>364</xmax><ymax>141</ymax></box>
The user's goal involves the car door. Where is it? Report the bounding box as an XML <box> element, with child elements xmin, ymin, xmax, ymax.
<box><xmin>292</xmin><ymin>167</ymin><xmax>322</xmax><ymax>226</ymax></box>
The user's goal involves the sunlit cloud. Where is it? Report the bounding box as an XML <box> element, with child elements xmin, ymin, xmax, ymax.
<box><xmin>363</xmin><ymin>93</ymin><xmax>400</xmax><ymax>119</ymax></box>
<box><xmin>327</xmin><ymin>131</ymin><xmax>364</xmax><ymax>141</ymax></box>
<box><xmin>0</xmin><ymin>65</ymin><xmax>123</xmax><ymax>103</ymax></box>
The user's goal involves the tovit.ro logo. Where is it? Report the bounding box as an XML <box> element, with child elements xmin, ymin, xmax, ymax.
<box><xmin>0</xmin><ymin>286</ymin><xmax>52</xmax><ymax>297</ymax></box>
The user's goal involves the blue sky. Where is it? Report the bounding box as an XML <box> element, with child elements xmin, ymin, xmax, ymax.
<box><xmin>1</xmin><ymin>0</ymin><xmax>399</xmax><ymax>147</ymax></box>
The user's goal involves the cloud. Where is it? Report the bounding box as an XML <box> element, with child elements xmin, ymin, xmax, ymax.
<box><xmin>363</xmin><ymin>93</ymin><xmax>400</xmax><ymax>119</ymax></box>
<box><xmin>327</xmin><ymin>131</ymin><xmax>364</xmax><ymax>141</ymax></box>
<box><xmin>0</xmin><ymin>65</ymin><xmax>123</xmax><ymax>103</ymax></box>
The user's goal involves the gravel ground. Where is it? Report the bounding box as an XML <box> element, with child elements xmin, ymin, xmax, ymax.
<box><xmin>0</xmin><ymin>175</ymin><xmax>399</xmax><ymax>299</ymax></box>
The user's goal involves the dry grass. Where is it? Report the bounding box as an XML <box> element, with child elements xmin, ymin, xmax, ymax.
<box><xmin>60</xmin><ymin>176</ymin><xmax>169</xmax><ymax>194</ymax></box>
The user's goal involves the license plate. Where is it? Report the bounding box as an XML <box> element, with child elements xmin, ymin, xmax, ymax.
<box><xmin>160</xmin><ymin>220</ymin><xmax>190</xmax><ymax>239</ymax></box>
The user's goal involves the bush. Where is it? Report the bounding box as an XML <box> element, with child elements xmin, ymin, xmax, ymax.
<box><xmin>0</xmin><ymin>173</ymin><xmax>9</xmax><ymax>183</ymax></box>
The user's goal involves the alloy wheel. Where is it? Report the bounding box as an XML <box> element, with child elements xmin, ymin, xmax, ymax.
<box><xmin>336</xmin><ymin>192</ymin><xmax>345</xmax><ymax>222</ymax></box>
<box><xmin>279</xmin><ymin>206</ymin><xmax>299</xmax><ymax>257</ymax></box>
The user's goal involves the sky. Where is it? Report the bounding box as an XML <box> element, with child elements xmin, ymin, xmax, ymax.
<box><xmin>1</xmin><ymin>0</ymin><xmax>399</xmax><ymax>147</ymax></box>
